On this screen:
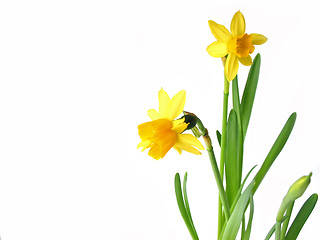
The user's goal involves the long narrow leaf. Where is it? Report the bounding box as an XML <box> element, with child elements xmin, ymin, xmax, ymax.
<box><xmin>253</xmin><ymin>112</ymin><xmax>297</xmax><ymax>194</ymax></box>
<box><xmin>183</xmin><ymin>172</ymin><xmax>197</xmax><ymax>236</ymax></box>
<box><xmin>242</xmin><ymin>194</ymin><xmax>254</xmax><ymax>240</ymax></box>
<box><xmin>174</xmin><ymin>173</ymin><xmax>199</xmax><ymax>240</ymax></box>
<box><xmin>232</xmin><ymin>76</ymin><xmax>244</xmax><ymax>186</ymax></box>
<box><xmin>221</xmin><ymin>181</ymin><xmax>255</xmax><ymax>240</ymax></box>
<box><xmin>264</xmin><ymin>216</ymin><xmax>288</xmax><ymax>240</ymax></box>
<box><xmin>225</xmin><ymin>109</ymin><xmax>239</xmax><ymax>206</ymax></box>
<box><xmin>285</xmin><ymin>194</ymin><xmax>318</xmax><ymax>240</ymax></box>
<box><xmin>240</xmin><ymin>54</ymin><xmax>261</xmax><ymax>139</ymax></box>
<box><xmin>231</xmin><ymin>165</ymin><xmax>257</xmax><ymax>213</ymax></box>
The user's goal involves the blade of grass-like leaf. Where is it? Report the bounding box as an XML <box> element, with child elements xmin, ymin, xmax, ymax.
<box><xmin>221</xmin><ymin>181</ymin><xmax>255</xmax><ymax>240</ymax></box>
<box><xmin>265</xmin><ymin>224</ymin><xmax>276</xmax><ymax>240</ymax></box>
<box><xmin>232</xmin><ymin>76</ymin><xmax>241</xmax><ymax>121</ymax></box>
<box><xmin>183</xmin><ymin>172</ymin><xmax>197</xmax><ymax>236</ymax></box>
<box><xmin>225</xmin><ymin>109</ymin><xmax>239</xmax><ymax>206</ymax></box>
<box><xmin>240</xmin><ymin>54</ymin><xmax>261</xmax><ymax>139</ymax></box>
<box><xmin>253</xmin><ymin>112</ymin><xmax>297</xmax><ymax>194</ymax></box>
<box><xmin>230</xmin><ymin>165</ymin><xmax>257</xmax><ymax>213</ymax></box>
<box><xmin>174</xmin><ymin>173</ymin><xmax>199</xmax><ymax>240</ymax></box>
<box><xmin>242</xmin><ymin>194</ymin><xmax>254</xmax><ymax>240</ymax></box>
<box><xmin>285</xmin><ymin>194</ymin><xmax>318</xmax><ymax>240</ymax></box>
<box><xmin>232</xmin><ymin>76</ymin><xmax>244</xmax><ymax>187</ymax></box>
<box><xmin>264</xmin><ymin>216</ymin><xmax>288</xmax><ymax>240</ymax></box>
<box><xmin>216</xmin><ymin>130</ymin><xmax>221</xmax><ymax>146</ymax></box>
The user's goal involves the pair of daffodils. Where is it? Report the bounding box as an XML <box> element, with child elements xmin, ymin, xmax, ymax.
<box><xmin>138</xmin><ymin>11</ymin><xmax>267</xmax><ymax>159</ymax></box>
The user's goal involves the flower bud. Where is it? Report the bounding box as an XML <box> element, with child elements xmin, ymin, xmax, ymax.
<box><xmin>286</xmin><ymin>173</ymin><xmax>312</xmax><ymax>202</ymax></box>
<box><xmin>276</xmin><ymin>173</ymin><xmax>312</xmax><ymax>221</ymax></box>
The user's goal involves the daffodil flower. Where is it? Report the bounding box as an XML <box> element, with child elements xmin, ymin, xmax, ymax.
<box><xmin>137</xmin><ymin>89</ymin><xmax>204</xmax><ymax>160</ymax></box>
<box><xmin>207</xmin><ymin>11</ymin><xmax>267</xmax><ymax>81</ymax></box>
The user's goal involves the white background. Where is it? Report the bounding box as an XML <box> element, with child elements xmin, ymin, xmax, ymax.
<box><xmin>0</xmin><ymin>0</ymin><xmax>319</xmax><ymax>239</ymax></box>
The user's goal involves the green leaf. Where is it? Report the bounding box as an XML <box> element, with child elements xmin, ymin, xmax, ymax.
<box><xmin>174</xmin><ymin>173</ymin><xmax>199</xmax><ymax>240</ymax></box>
<box><xmin>240</xmin><ymin>54</ymin><xmax>261</xmax><ymax>139</ymax></box>
<box><xmin>225</xmin><ymin>109</ymin><xmax>240</xmax><ymax>206</ymax></box>
<box><xmin>241</xmin><ymin>194</ymin><xmax>254</xmax><ymax>240</ymax></box>
<box><xmin>264</xmin><ymin>216</ymin><xmax>288</xmax><ymax>240</ymax></box>
<box><xmin>285</xmin><ymin>194</ymin><xmax>318</xmax><ymax>240</ymax></box>
<box><xmin>216</xmin><ymin>130</ymin><xmax>221</xmax><ymax>146</ymax></box>
<box><xmin>232</xmin><ymin>76</ymin><xmax>241</xmax><ymax>115</ymax></box>
<box><xmin>232</xmin><ymin>76</ymin><xmax>244</xmax><ymax>189</ymax></box>
<box><xmin>253</xmin><ymin>112</ymin><xmax>297</xmax><ymax>194</ymax></box>
<box><xmin>221</xmin><ymin>181</ymin><xmax>255</xmax><ymax>240</ymax></box>
<box><xmin>183</xmin><ymin>172</ymin><xmax>197</xmax><ymax>235</ymax></box>
<box><xmin>230</xmin><ymin>165</ymin><xmax>257</xmax><ymax>213</ymax></box>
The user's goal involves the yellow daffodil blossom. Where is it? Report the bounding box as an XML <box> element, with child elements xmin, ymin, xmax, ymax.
<box><xmin>207</xmin><ymin>11</ymin><xmax>267</xmax><ymax>82</ymax></box>
<box><xmin>137</xmin><ymin>89</ymin><xmax>205</xmax><ymax>160</ymax></box>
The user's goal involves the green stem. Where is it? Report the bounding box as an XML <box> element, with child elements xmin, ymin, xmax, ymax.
<box><xmin>280</xmin><ymin>202</ymin><xmax>294</xmax><ymax>240</ymax></box>
<box><xmin>275</xmin><ymin>221</ymin><xmax>281</xmax><ymax>240</ymax></box>
<box><xmin>191</xmin><ymin>116</ymin><xmax>231</xmax><ymax>223</ymax></box>
<box><xmin>218</xmin><ymin>76</ymin><xmax>230</xmax><ymax>238</ymax></box>
<box><xmin>204</xmin><ymin>135</ymin><xmax>231</xmax><ymax>221</ymax></box>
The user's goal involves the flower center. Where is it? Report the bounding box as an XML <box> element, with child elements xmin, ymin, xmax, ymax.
<box><xmin>138</xmin><ymin>119</ymin><xmax>178</xmax><ymax>159</ymax></box>
<box><xmin>228</xmin><ymin>33</ymin><xmax>255</xmax><ymax>58</ymax></box>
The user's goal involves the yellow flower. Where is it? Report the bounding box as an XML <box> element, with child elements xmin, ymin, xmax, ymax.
<box><xmin>137</xmin><ymin>89</ymin><xmax>205</xmax><ymax>160</ymax></box>
<box><xmin>207</xmin><ymin>11</ymin><xmax>267</xmax><ymax>81</ymax></box>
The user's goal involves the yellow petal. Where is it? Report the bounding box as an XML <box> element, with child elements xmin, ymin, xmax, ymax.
<box><xmin>158</xmin><ymin>88</ymin><xmax>170</xmax><ymax>118</ymax></box>
<box><xmin>230</xmin><ymin>11</ymin><xmax>245</xmax><ymax>37</ymax></box>
<box><xmin>167</xmin><ymin>90</ymin><xmax>186</xmax><ymax>120</ymax></box>
<box><xmin>137</xmin><ymin>140</ymin><xmax>151</xmax><ymax>151</ymax></box>
<box><xmin>178</xmin><ymin>134</ymin><xmax>205</xmax><ymax>150</ymax></box>
<box><xmin>207</xmin><ymin>41</ymin><xmax>229</xmax><ymax>58</ymax></box>
<box><xmin>238</xmin><ymin>55</ymin><xmax>252</xmax><ymax>66</ymax></box>
<box><xmin>172</xmin><ymin>119</ymin><xmax>188</xmax><ymax>134</ymax></box>
<box><xmin>173</xmin><ymin>146</ymin><xmax>182</xmax><ymax>154</ymax></box>
<box><xmin>225</xmin><ymin>53</ymin><xmax>239</xmax><ymax>82</ymax></box>
<box><xmin>250</xmin><ymin>33</ymin><xmax>268</xmax><ymax>45</ymax></box>
<box><xmin>174</xmin><ymin>141</ymin><xmax>202</xmax><ymax>155</ymax></box>
<box><xmin>147</xmin><ymin>109</ymin><xmax>159</xmax><ymax>120</ymax></box>
<box><xmin>208</xmin><ymin>20</ymin><xmax>232</xmax><ymax>42</ymax></box>
<box><xmin>148</xmin><ymin>129</ymin><xmax>177</xmax><ymax>160</ymax></box>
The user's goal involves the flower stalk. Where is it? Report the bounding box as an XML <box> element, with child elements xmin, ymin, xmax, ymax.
<box><xmin>218</xmin><ymin>75</ymin><xmax>230</xmax><ymax>237</ymax></box>
<box><xmin>185</xmin><ymin>112</ymin><xmax>231</xmax><ymax>221</ymax></box>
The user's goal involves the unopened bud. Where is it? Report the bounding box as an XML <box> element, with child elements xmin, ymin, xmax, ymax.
<box><xmin>286</xmin><ymin>173</ymin><xmax>312</xmax><ymax>202</ymax></box>
<box><xmin>276</xmin><ymin>173</ymin><xmax>312</xmax><ymax>221</ymax></box>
